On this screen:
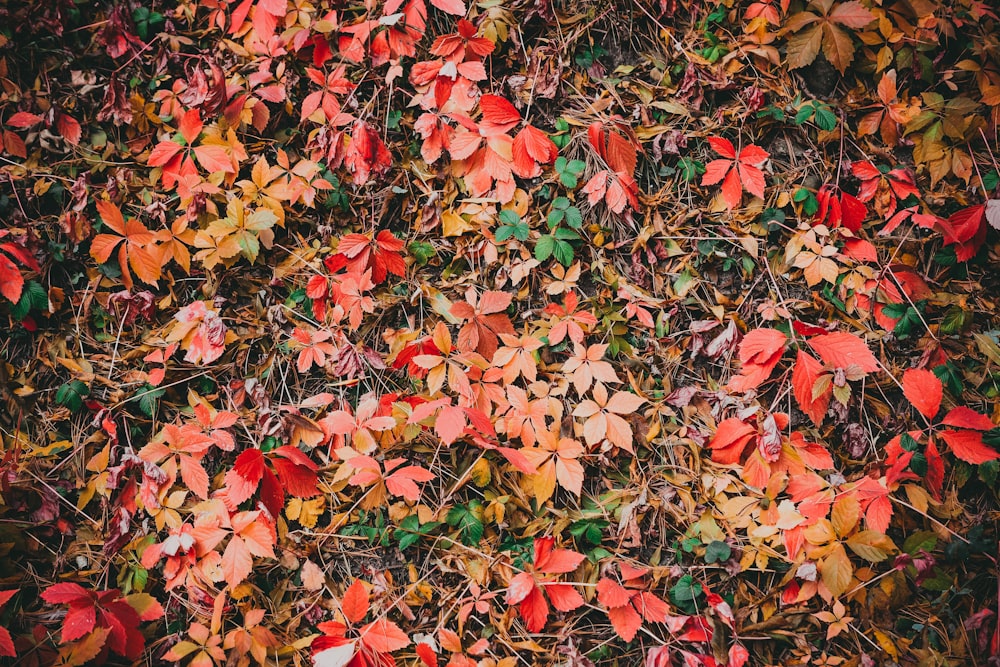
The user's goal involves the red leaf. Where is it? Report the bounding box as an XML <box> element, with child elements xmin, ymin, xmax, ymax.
<box><xmin>41</xmin><ymin>583</ymin><xmax>92</xmax><ymax>605</ymax></box>
<box><xmin>901</xmin><ymin>368</ymin><xmax>942</xmax><ymax>420</ymax></box>
<box><xmin>942</xmin><ymin>407</ymin><xmax>994</xmax><ymax>431</ymax></box>
<box><xmin>708</xmin><ymin>418</ymin><xmax>755</xmax><ymax>465</ymax></box>
<box><xmin>792</xmin><ymin>350</ymin><xmax>829</xmax><ymax>426</ymax></box>
<box><xmin>925</xmin><ymin>437</ymin><xmax>944</xmax><ymax>499</ymax></box>
<box><xmin>63</xmin><ymin>604</ymin><xmax>98</xmax><ymax>642</ymax></box>
<box><xmin>596</xmin><ymin>578</ymin><xmax>633</xmax><ymax>608</ymax></box>
<box><xmin>0</xmin><ymin>626</ymin><xmax>13</xmax><ymax>658</ymax></box>
<box><xmin>505</xmin><ymin>572</ymin><xmax>535</xmax><ymax>605</ymax></box>
<box><xmin>0</xmin><ymin>256</ymin><xmax>24</xmax><ymax>303</ymax></box>
<box><xmin>706</xmin><ymin>136</ymin><xmax>735</xmax><ymax>159</ymax></box>
<box><xmin>56</xmin><ymin>113</ymin><xmax>81</xmax><ymax>145</ymax></box>
<box><xmin>545</xmin><ymin>583</ymin><xmax>584</xmax><ymax>612</ymax></box>
<box><xmin>518</xmin><ymin>586</ymin><xmax>549</xmax><ymax>633</ymax></box>
<box><xmin>809</xmin><ymin>332</ymin><xmax>879</xmax><ymax>373</ymax></box>
<box><xmin>938</xmin><ymin>430</ymin><xmax>1000</xmax><ymax>464</ymax></box>
<box><xmin>225</xmin><ymin>448</ymin><xmax>266</xmax><ymax>506</ymax></box>
<box><xmin>478</xmin><ymin>95</ymin><xmax>521</xmax><ymax>134</ymax></box>
<box><xmin>534</xmin><ymin>537</ymin><xmax>584</xmax><ymax>574</ymax></box>
<box><xmin>416</xmin><ymin>641</ymin><xmax>438</xmax><ymax>667</ymax></box>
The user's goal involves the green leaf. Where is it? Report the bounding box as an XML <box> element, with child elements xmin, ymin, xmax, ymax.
<box><xmin>56</xmin><ymin>380</ymin><xmax>90</xmax><ymax>413</ymax></box>
<box><xmin>535</xmin><ymin>234</ymin><xmax>556</xmax><ymax>261</ymax></box>
<box><xmin>794</xmin><ymin>105</ymin><xmax>813</xmax><ymax>126</ymax></box>
<box><xmin>12</xmin><ymin>280</ymin><xmax>47</xmax><ymax>320</ymax></box>
<box><xmin>564</xmin><ymin>206</ymin><xmax>583</xmax><ymax>229</ymax></box>
<box><xmin>814</xmin><ymin>104</ymin><xmax>837</xmax><ymax>131</ymax></box>
<box><xmin>704</xmin><ymin>540</ymin><xmax>732</xmax><ymax>564</ymax></box>
<box><xmin>678</xmin><ymin>158</ymin><xmax>704</xmax><ymax>182</ymax></box>
<box><xmin>409</xmin><ymin>241</ymin><xmax>436</xmax><ymax>266</ymax></box>
<box><xmin>669</xmin><ymin>575</ymin><xmax>703</xmax><ymax>614</ymax></box>
<box><xmin>134</xmin><ymin>383</ymin><xmax>164</xmax><ymax>418</ymax></box>
<box><xmin>499</xmin><ymin>209</ymin><xmax>520</xmax><ymax>225</ymax></box>
<box><xmin>446</xmin><ymin>501</ymin><xmax>484</xmax><ymax>546</ymax></box>
<box><xmin>547</xmin><ymin>209</ymin><xmax>565</xmax><ymax>228</ymax></box>
<box><xmin>552</xmin><ymin>227</ymin><xmax>581</xmax><ymax>241</ymax></box>
<box><xmin>553</xmin><ymin>239</ymin><xmax>575</xmax><ymax>266</ymax></box>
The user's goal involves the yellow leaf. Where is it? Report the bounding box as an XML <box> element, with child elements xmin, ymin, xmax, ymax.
<box><xmin>442</xmin><ymin>210</ymin><xmax>475</xmax><ymax>237</ymax></box>
<box><xmin>286</xmin><ymin>497</ymin><xmax>326</xmax><ymax>528</ymax></box>
<box><xmin>874</xmin><ymin>629</ymin><xmax>899</xmax><ymax>659</ymax></box>
<box><xmin>831</xmin><ymin>494</ymin><xmax>860</xmax><ymax>538</ymax></box>
<box><xmin>470</xmin><ymin>457</ymin><xmax>492</xmax><ymax>487</ymax></box>
<box><xmin>846</xmin><ymin>531</ymin><xmax>896</xmax><ymax>563</ymax></box>
<box><xmin>820</xmin><ymin>543</ymin><xmax>853</xmax><ymax>597</ymax></box>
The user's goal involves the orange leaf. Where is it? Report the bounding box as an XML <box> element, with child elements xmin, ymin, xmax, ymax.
<box><xmin>359</xmin><ymin>618</ymin><xmax>410</xmax><ymax>654</ymax></box>
<box><xmin>341</xmin><ymin>580</ymin><xmax>369</xmax><ymax>625</ymax></box>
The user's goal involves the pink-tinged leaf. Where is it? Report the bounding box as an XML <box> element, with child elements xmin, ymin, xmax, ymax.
<box><xmin>729</xmin><ymin>644</ymin><xmax>750</xmax><ymax>667</ymax></box>
<box><xmin>7</xmin><ymin>111</ymin><xmax>43</xmax><ymax>128</ymax></box>
<box><xmin>809</xmin><ymin>332</ymin><xmax>879</xmax><ymax>373</ymax></box>
<box><xmin>435</xmin><ymin>405</ymin><xmax>466</xmax><ymax>445</ymax></box>
<box><xmin>738</xmin><ymin>328</ymin><xmax>787</xmax><ymax>364</ymax></box>
<box><xmin>179</xmin><ymin>456</ymin><xmax>209</xmax><ymax>500</ymax></box>
<box><xmin>505</xmin><ymin>572</ymin><xmax>536</xmax><ymax>605</ymax></box>
<box><xmin>829</xmin><ymin>1</ymin><xmax>875</xmax><ymax>28</ymax></box>
<box><xmin>360</xmin><ymin>618</ymin><xmax>410</xmax><ymax>654</ymax></box>
<box><xmin>193</xmin><ymin>144</ymin><xmax>236</xmax><ymax>174</ymax></box>
<box><xmin>583</xmin><ymin>170</ymin><xmax>609</xmax><ymax>206</ymax></box>
<box><xmin>429</xmin><ymin>0</ymin><xmax>466</xmax><ymax>15</ymax></box>
<box><xmin>221</xmin><ymin>535</ymin><xmax>253</xmax><ymax>588</ymax></box>
<box><xmin>901</xmin><ymin>368</ymin><xmax>942</xmax><ymax>420</ymax></box>
<box><xmin>942</xmin><ymin>407</ymin><xmax>994</xmax><ymax>431</ymax></box>
<box><xmin>938</xmin><ymin>430</ymin><xmax>1000</xmax><ymax>464</ymax></box>
<box><xmin>147</xmin><ymin>140</ymin><xmax>183</xmax><ymax>168</ymax></box>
